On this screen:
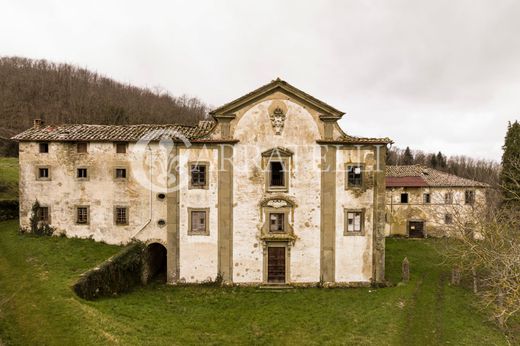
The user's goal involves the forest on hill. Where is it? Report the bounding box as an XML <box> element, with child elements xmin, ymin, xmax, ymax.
<box><xmin>0</xmin><ymin>56</ymin><xmax>208</xmax><ymax>134</ymax></box>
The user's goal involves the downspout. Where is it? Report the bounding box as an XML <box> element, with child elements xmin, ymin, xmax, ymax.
<box><xmin>132</xmin><ymin>145</ymin><xmax>153</xmax><ymax>239</ymax></box>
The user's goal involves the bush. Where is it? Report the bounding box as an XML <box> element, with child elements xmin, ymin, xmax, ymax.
<box><xmin>0</xmin><ymin>199</ymin><xmax>18</xmax><ymax>221</ymax></box>
<box><xmin>72</xmin><ymin>242</ymin><xmax>145</xmax><ymax>300</ymax></box>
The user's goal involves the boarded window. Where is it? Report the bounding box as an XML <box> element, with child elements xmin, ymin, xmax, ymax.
<box><xmin>76</xmin><ymin>207</ymin><xmax>88</xmax><ymax>224</ymax></box>
<box><xmin>77</xmin><ymin>168</ymin><xmax>88</xmax><ymax>179</ymax></box>
<box><xmin>38</xmin><ymin>168</ymin><xmax>49</xmax><ymax>179</ymax></box>
<box><xmin>465</xmin><ymin>190</ymin><xmax>475</xmax><ymax>205</ymax></box>
<box><xmin>190</xmin><ymin>164</ymin><xmax>207</xmax><ymax>187</ymax></box>
<box><xmin>400</xmin><ymin>193</ymin><xmax>409</xmax><ymax>204</ymax></box>
<box><xmin>445</xmin><ymin>213</ymin><xmax>453</xmax><ymax>224</ymax></box>
<box><xmin>270</xmin><ymin>161</ymin><xmax>285</xmax><ymax>187</ymax></box>
<box><xmin>38</xmin><ymin>206</ymin><xmax>49</xmax><ymax>222</ymax></box>
<box><xmin>116</xmin><ymin>142</ymin><xmax>127</xmax><ymax>154</ymax></box>
<box><xmin>346</xmin><ymin>211</ymin><xmax>363</xmax><ymax>233</ymax></box>
<box><xmin>423</xmin><ymin>193</ymin><xmax>431</xmax><ymax>204</ymax></box>
<box><xmin>115</xmin><ymin>168</ymin><xmax>127</xmax><ymax>179</ymax></box>
<box><xmin>347</xmin><ymin>165</ymin><xmax>363</xmax><ymax>187</ymax></box>
<box><xmin>77</xmin><ymin>142</ymin><xmax>88</xmax><ymax>153</ymax></box>
<box><xmin>190</xmin><ymin>210</ymin><xmax>207</xmax><ymax>233</ymax></box>
<box><xmin>445</xmin><ymin>192</ymin><xmax>453</xmax><ymax>204</ymax></box>
<box><xmin>269</xmin><ymin>213</ymin><xmax>284</xmax><ymax>232</ymax></box>
<box><xmin>39</xmin><ymin>142</ymin><xmax>49</xmax><ymax>153</ymax></box>
<box><xmin>115</xmin><ymin>207</ymin><xmax>128</xmax><ymax>225</ymax></box>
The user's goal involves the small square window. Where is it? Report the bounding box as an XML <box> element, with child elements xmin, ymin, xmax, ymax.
<box><xmin>77</xmin><ymin>168</ymin><xmax>88</xmax><ymax>179</ymax></box>
<box><xmin>445</xmin><ymin>192</ymin><xmax>453</xmax><ymax>204</ymax></box>
<box><xmin>445</xmin><ymin>213</ymin><xmax>453</xmax><ymax>225</ymax></box>
<box><xmin>347</xmin><ymin>165</ymin><xmax>363</xmax><ymax>188</ymax></box>
<box><xmin>116</xmin><ymin>143</ymin><xmax>127</xmax><ymax>154</ymax></box>
<box><xmin>38</xmin><ymin>206</ymin><xmax>49</xmax><ymax>222</ymax></box>
<box><xmin>115</xmin><ymin>168</ymin><xmax>127</xmax><ymax>179</ymax></box>
<box><xmin>465</xmin><ymin>190</ymin><xmax>475</xmax><ymax>205</ymax></box>
<box><xmin>38</xmin><ymin>168</ymin><xmax>49</xmax><ymax>179</ymax></box>
<box><xmin>77</xmin><ymin>142</ymin><xmax>88</xmax><ymax>153</ymax></box>
<box><xmin>423</xmin><ymin>193</ymin><xmax>431</xmax><ymax>204</ymax></box>
<box><xmin>400</xmin><ymin>193</ymin><xmax>409</xmax><ymax>204</ymax></box>
<box><xmin>115</xmin><ymin>207</ymin><xmax>128</xmax><ymax>225</ymax></box>
<box><xmin>269</xmin><ymin>213</ymin><xmax>285</xmax><ymax>233</ymax></box>
<box><xmin>76</xmin><ymin>206</ymin><xmax>89</xmax><ymax>224</ymax></box>
<box><xmin>346</xmin><ymin>211</ymin><xmax>363</xmax><ymax>233</ymax></box>
<box><xmin>39</xmin><ymin>142</ymin><xmax>49</xmax><ymax>153</ymax></box>
<box><xmin>190</xmin><ymin>164</ymin><xmax>207</xmax><ymax>188</ymax></box>
<box><xmin>190</xmin><ymin>210</ymin><xmax>207</xmax><ymax>234</ymax></box>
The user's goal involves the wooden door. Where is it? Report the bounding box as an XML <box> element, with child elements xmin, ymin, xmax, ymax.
<box><xmin>267</xmin><ymin>247</ymin><xmax>286</xmax><ymax>283</ymax></box>
<box><xmin>408</xmin><ymin>221</ymin><xmax>425</xmax><ymax>238</ymax></box>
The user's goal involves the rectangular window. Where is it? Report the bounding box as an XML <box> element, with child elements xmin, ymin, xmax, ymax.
<box><xmin>37</xmin><ymin>206</ymin><xmax>49</xmax><ymax>222</ymax></box>
<box><xmin>347</xmin><ymin>165</ymin><xmax>363</xmax><ymax>187</ymax></box>
<box><xmin>77</xmin><ymin>142</ymin><xmax>88</xmax><ymax>153</ymax></box>
<box><xmin>269</xmin><ymin>213</ymin><xmax>285</xmax><ymax>233</ymax></box>
<box><xmin>465</xmin><ymin>190</ymin><xmax>475</xmax><ymax>205</ymax></box>
<box><xmin>445</xmin><ymin>213</ymin><xmax>453</xmax><ymax>225</ymax></box>
<box><xmin>445</xmin><ymin>192</ymin><xmax>453</xmax><ymax>204</ymax></box>
<box><xmin>423</xmin><ymin>193</ymin><xmax>431</xmax><ymax>204</ymax></box>
<box><xmin>115</xmin><ymin>168</ymin><xmax>127</xmax><ymax>179</ymax></box>
<box><xmin>400</xmin><ymin>193</ymin><xmax>409</xmax><ymax>204</ymax></box>
<box><xmin>76</xmin><ymin>206</ymin><xmax>89</xmax><ymax>224</ymax></box>
<box><xmin>38</xmin><ymin>167</ymin><xmax>49</xmax><ymax>179</ymax></box>
<box><xmin>190</xmin><ymin>164</ymin><xmax>207</xmax><ymax>188</ymax></box>
<box><xmin>115</xmin><ymin>207</ymin><xmax>128</xmax><ymax>225</ymax></box>
<box><xmin>77</xmin><ymin>168</ymin><xmax>88</xmax><ymax>179</ymax></box>
<box><xmin>269</xmin><ymin>161</ymin><xmax>285</xmax><ymax>187</ymax></box>
<box><xmin>346</xmin><ymin>211</ymin><xmax>363</xmax><ymax>233</ymax></box>
<box><xmin>116</xmin><ymin>142</ymin><xmax>127</xmax><ymax>154</ymax></box>
<box><xmin>190</xmin><ymin>210</ymin><xmax>207</xmax><ymax>234</ymax></box>
<box><xmin>39</xmin><ymin>142</ymin><xmax>49</xmax><ymax>153</ymax></box>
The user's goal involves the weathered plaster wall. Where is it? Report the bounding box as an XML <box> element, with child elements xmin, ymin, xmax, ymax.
<box><xmin>231</xmin><ymin>95</ymin><xmax>322</xmax><ymax>283</ymax></box>
<box><xmin>178</xmin><ymin>147</ymin><xmax>219</xmax><ymax>283</ymax></box>
<box><xmin>385</xmin><ymin>187</ymin><xmax>486</xmax><ymax>237</ymax></box>
<box><xmin>335</xmin><ymin>149</ymin><xmax>375</xmax><ymax>282</ymax></box>
<box><xmin>19</xmin><ymin>142</ymin><xmax>167</xmax><ymax>245</ymax></box>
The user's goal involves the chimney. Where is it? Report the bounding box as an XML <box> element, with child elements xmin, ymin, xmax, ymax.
<box><xmin>33</xmin><ymin>119</ymin><xmax>43</xmax><ymax>128</ymax></box>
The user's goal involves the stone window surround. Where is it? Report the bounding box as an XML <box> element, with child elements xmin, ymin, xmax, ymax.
<box><xmin>36</xmin><ymin>166</ymin><xmax>51</xmax><ymax>181</ymax></box>
<box><xmin>261</xmin><ymin>206</ymin><xmax>294</xmax><ymax>236</ymax></box>
<box><xmin>113</xmin><ymin>166</ymin><xmax>129</xmax><ymax>180</ymax></box>
<box><xmin>345</xmin><ymin>163</ymin><xmax>365</xmax><ymax>190</ymax></box>
<box><xmin>76</xmin><ymin>142</ymin><xmax>89</xmax><ymax>154</ymax></box>
<box><xmin>264</xmin><ymin>157</ymin><xmax>290</xmax><ymax>193</ymax></box>
<box><xmin>39</xmin><ymin>142</ymin><xmax>49</xmax><ymax>154</ymax></box>
<box><xmin>188</xmin><ymin>161</ymin><xmax>209</xmax><ymax>190</ymax></box>
<box><xmin>423</xmin><ymin>192</ymin><xmax>431</xmax><ymax>204</ymax></box>
<box><xmin>262</xmin><ymin>241</ymin><xmax>291</xmax><ymax>284</ymax></box>
<box><xmin>114</xmin><ymin>205</ymin><xmax>129</xmax><ymax>226</ymax></box>
<box><xmin>75</xmin><ymin>166</ymin><xmax>89</xmax><ymax>181</ymax></box>
<box><xmin>38</xmin><ymin>204</ymin><xmax>51</xmax><ymax>224</ymax></box>
<box><xmin>114</xmin><ymin>142</ymin><xmax>128</xmax><ymax>154</ymax></box>
<box><xmin>344</xmin><ymin>208</ymin><xmax>366</xmax><ymax>236</ymax></box>
<box><xmin>400</xmin><ymin>192</ymin><xmax>409</xmax><ymax>204</ymax></box>
<box><xmin>187</xmin><ymin>207</ymin><xmax>210</xmax><ymax>236</ymax></box>
<box><xmin>75</xmin><ymin>205</ymin><xmax>90</xmax><ymax>225</ymax></box>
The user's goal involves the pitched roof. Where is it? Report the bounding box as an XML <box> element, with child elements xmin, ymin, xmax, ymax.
<box><xmin>385</xmin><ymin>165</ymin><xmax>488</xmax><ymax>188</ymax></box>
<box><xmin>11</xmin><ymin>121</ymin><xmax>217</xmax><ymax>142</ymax></box>
<box><xmin>210</xmin><ymin>78</ymin><xmax>345</xmax><ymax>118</ymax></box>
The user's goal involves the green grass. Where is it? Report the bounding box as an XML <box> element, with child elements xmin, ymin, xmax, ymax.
<box><xmin>0</xmin><ymin>220</ymin><xmax>514</xmax><ymax>345</ymax></box>
<box><xmin>0</xmin><ymin>157</ymin><xmax>18</xmax><ymax>200</ymax></box>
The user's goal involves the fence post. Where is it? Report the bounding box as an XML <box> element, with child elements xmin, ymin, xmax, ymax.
<box><xmin>402</xmin><ymin>257</ymin><xmax>410</xmax><ymax>282</ymax></box>
<box><xmin>451</xmin><ymin>266</ymin><xmax>461</xmax><ymax>285</ymax></box>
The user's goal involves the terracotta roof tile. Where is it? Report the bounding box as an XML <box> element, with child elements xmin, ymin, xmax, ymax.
<box><xmin>385</xmin><ymin>165</ymin><xmax>488</xmax><ymax>188</ymax></box>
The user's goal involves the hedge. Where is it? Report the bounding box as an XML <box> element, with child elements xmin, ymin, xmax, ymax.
<box><xmin>0</xmin><ymin>199</ymin><xmax>18</xmax><ymax>221</ymax></box>
<box><xmin>72</xmin><ymin>242</ymin><xmax>145</xmax><ymax>300</ymax></box>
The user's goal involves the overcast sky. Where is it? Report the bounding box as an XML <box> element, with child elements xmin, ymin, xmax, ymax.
<box><xmin>1</xmin><ymin>0</ymin><xmax>519</xmax><ymax>160</ymax></box>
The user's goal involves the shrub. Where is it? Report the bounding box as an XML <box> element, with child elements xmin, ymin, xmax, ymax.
<box><xmin>0</xmin><ymin>199</ymin><xmax>19</xmax><ymax>221</ymax></box>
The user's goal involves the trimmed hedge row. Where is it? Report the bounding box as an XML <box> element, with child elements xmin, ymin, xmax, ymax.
<box><xmin>72</xmin><ymin>242</ymin><xmax>145</xmax><ymax>300</ymax></box>
<box><xmin>0</xmin><ymin>199</ymin><xmax>18</xmax><ymax>221</ymax></box>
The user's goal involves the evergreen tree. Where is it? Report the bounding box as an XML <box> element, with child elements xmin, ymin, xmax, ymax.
<box><xmin>436</xmin><ymin>151</ymin><xmax>447</xmax><ymax>168</ymax></box>
<box><xmin>402</xmin><ymin>146</ymin><xmax>414</xmax><ymax>165</ymax></box>
<box><xmin>500</xmin><ymin>121</ymin><xmax>520</xmax><ymax>202</ymax></box>
<box><xmin>429</xmin><ymin>154</ymin><xmax>438</xmax><ymax>168</ymax></box>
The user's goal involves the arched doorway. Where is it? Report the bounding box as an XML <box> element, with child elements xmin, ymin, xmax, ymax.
<box><xmin>142</xmin><ymin>243</ymin><xmax>167</xmax><ymax>284</ymax></box>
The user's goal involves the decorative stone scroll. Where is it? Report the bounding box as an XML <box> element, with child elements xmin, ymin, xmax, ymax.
<box><xmin>270</xmin><ymin>107</ymin><xmax>286</xmax><ymax>135</ymax></box>
<box><xmin>266</xmin><ymin>199</ymin><xmax>288</xmax><ymax>209</ymax></box>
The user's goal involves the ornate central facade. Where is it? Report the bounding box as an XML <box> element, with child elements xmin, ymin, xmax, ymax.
<box><xmin>14</xmin><ymin>79</ymin><xmax>392</xmax><ymax>286</ymax></box>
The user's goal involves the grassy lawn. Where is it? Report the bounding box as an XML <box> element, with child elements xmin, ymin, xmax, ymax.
<box><xmin>0</xmin><ymin>219</ymin><xmax>514</xmax><ymax>345</ymax></box>
<box><xmin>0</xmin><ymin>157</ymin><xmax>18</xmax><ymax>200</ymax></box>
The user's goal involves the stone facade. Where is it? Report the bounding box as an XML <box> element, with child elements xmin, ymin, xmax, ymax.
<box><xmin>14</xmin><ymin>79</ymin><xmax>391</xmax><ymax>285</ymax></box>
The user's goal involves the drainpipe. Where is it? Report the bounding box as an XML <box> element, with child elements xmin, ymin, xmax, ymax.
<box><xmin>132</xmin><ymin>145</ymin><xmax>153</xmax><ymax>240</ymax></box>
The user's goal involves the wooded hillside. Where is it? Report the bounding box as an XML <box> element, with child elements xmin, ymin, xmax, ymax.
<box><xmin>0</xmin><ymin>56</ymin><xmax>208</xmax><ymax>133</ymax></box>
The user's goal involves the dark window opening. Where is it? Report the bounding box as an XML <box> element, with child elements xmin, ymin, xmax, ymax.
<box><xmin>347</xmin><ymin>165</ymin><xmax>362</xmax><ymax>187</ymax></box>
<box><xmin>270</xmin><ymin>161</ymin><xmax>285</xmax><ymax>187</ymax></box>
<box><xmin>445</xmin><ymin>192</ymin><xmax>453</xmax><ymax>204</ymax></box>
<box><xmin>400</xmin><ymin>193</ymin><xmax>409</xmax><ymax>204</ymax></box>
<box><xmin>423</xmin><ymin>193</ymin><xmax>431</xmax><ymax>204</ymax></box>
<box><xmin>76</xmin><ymin>207</ymin><xmax>88</xmax><ymax>224</ymax></box>
<box><xmin>157</xmin><ymin>193</ymin><xmax>166</xmax><ymax>200</ymax></box>
<box><xmin>115</xmin><ymin>168</ymin><xmax>127</xmax><ymax>179</ymax></box>
<box><xmin>39</xmin><ymin>168</ymin><xmax>49</xmax><ymax>178</ymax></box>
<box><xmin>191</xmin><ymin>164</ymin><xmax>207</xmax><ymax>187</ymax></box>
<box><xmin>77</xmin><ymin>168</ymin><xmax>88</xmax><ymax>179</ymax></box>
<box><xmin>77</xmin><ymin>142</ymin><xmax>88</xmax><ymax>153</ymax></box>
<box><xmin>269</xmin><ymin>213</ymin><xmax>285</xmax><ymax>232</ymax></box>
<box><xmin>445</xmin><ymin>214</ymin><xmax>453</xmax><ymax>225</ymax></box>
<box><xmin>143</xmin><ymin>243</ymin><xmax>167</xmax><ymax>284</ymax></box>
<box><xmin>38</xmin><ymin>206</ymin><xmax>49</xmax><ymax>222</ymax></box>
<box><xmin>39</xmin><ymin>142</ymin><xmax>49</xmax><ymax>153</ymax></box>
<box><xmin>115</xmin><ymin>207</ymin><xmax>128</xmax><ymax>225</ymax></box>
<box><xmin>465</xmin><ymin>190</ymin><xmax>475</xmax><ymax>205</ymax></box>
<box><xmin>116</xmin><ymin>142</ymin><xmax>127</xmax><ymax>154</ymax></box>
